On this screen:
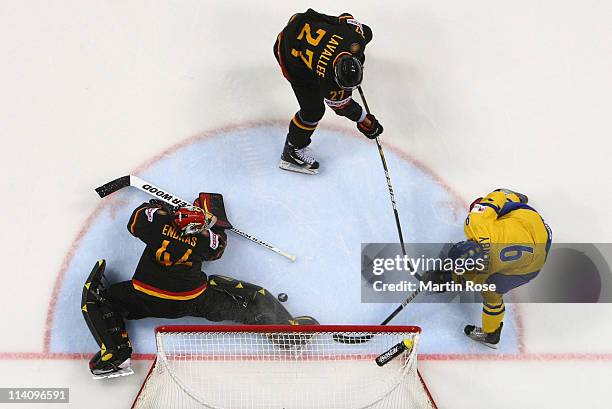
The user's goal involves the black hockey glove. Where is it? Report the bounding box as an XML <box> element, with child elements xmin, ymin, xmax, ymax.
<box><xmin>357</xmin><ymin>114</ymin><xmax>383</xmax><ymax>139</ymax></box>
<box><xmin>420</xmin><ymin>269</ymin><xmax>453</xmax><ymax>293</ymax></box>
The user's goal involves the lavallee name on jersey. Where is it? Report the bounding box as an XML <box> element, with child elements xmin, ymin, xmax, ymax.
<box><xmin>316</xmin><ymin>34</ymin><xmax>344</xmax><ymax>77</ymax></box>
<box><xmin>161</xmin><ymin>224</ymin><xmax>198</xmax><ymax>247</ymax></box>
<box><xmin>142</xmin><ymin>184</ymin><xmax>190</xmax><ymax>207</ymax></box>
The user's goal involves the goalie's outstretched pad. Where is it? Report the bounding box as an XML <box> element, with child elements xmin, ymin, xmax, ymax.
<box><xmin>81</xmin><ymin>259</ymin><xmax>109</xmax><ymax>347</ymax></box>
<box><xmin>81</xmin><ymin>260</ymin><xmax>131</xmax><ymax>354</ymax></box>
<box><xmin>207</xmin><ymin>274</ymin><xmax>292</xmax><ymax>325</ymax></box>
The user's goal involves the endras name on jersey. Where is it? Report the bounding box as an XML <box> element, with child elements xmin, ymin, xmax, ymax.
<box><xmin>162</xmin><ymin>224</ymin><xmax>198</xmax><ymax>247</ymax></box>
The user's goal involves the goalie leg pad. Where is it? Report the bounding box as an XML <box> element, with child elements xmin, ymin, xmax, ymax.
<box><xmin>81</xmin><ymin>260</ymin><xmax>132</xmax><ymax>357</ymax></box>
<box><xmin>203</xmin><ymin>275</ymin><xmax>293</xmax><ymax>325</ymax></box>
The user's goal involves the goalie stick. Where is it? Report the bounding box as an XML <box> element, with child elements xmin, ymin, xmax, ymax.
<box><xmin>95</xmin><ymin>175</ymin><xmax>297</xmax><ymax>262</ymax></box>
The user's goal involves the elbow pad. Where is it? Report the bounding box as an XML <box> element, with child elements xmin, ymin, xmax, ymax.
<box><xmin>325</xmin><ymin>98</ymin><xmax>364</xmax><ymax>122</ymax></box>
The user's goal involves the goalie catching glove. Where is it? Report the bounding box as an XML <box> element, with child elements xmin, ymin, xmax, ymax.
<box><xmin>357</xmin><ymin>114</ymin><xmax>383</xmax><ymax>139</ymax></box>
<box><xmin>174</xmin><ymin>206</ymin><xmax>217</xmax><ymax>235</ymax></box>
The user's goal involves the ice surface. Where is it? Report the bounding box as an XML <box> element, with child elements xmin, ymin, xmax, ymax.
<box><xmin>50</xmin><ymin>125</ymin><xmax>519</xmax><ymax>355</ymax></box>
<box><xmin>3</xmin><ymin>1</ymin><xmax>611</xmax><ymax>407</ymax></box>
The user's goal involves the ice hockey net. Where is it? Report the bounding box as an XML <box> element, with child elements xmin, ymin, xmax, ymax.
<box><xmin>132</xmin><ymin>325</ymin><xmax>437</xmax><ymax>409</ymax></box>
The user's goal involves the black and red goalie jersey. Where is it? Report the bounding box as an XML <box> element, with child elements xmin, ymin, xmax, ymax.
<box><xmin>277</xmin><ymin>9</ymin><xmax>372</xmax><ymax>108</ymax></box>
<box><xmin>127</xmin><ymin>202</ymin><xmax>226</xmax><ymax>300</ymax></box>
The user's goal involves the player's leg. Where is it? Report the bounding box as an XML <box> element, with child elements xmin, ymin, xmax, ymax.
<box><xmin>279</xmin><ymin>82</ymin><xmax>325</xmax><ymax>174</ymax></box>
<box><xmin>192</xmin><ymin>275</ymin><xmax>318</xmax><ymax>348</ymax></box>
<box><xmin>193</xmin><ymin>274</ymin><xmax>319</xmax><ymax>325</ymax></box>
<box><xmin>464</xmin><ymin>291</ymin><xmax>505</xmax><ymax>349</ymax></box>
<box><xmin>81</xmin><ymin>260</ymin><xmax>133</xmax><ymax>379</ymax></box>
<box><xmin>106</xmin><ymin>281</ymin><xmax>190</xmax><ymax>320</ymax></box>
<box><xmin>464</xmin><ymin>271</ymin><xmax>539</xmax><ymax>348</ymax></box>
<box><xmin>82</xmin><ymin>261</ymin><xmax>195</xmax><ymax>378</ymax></box>
<box><xmin>288</xmin><ymin>81</ymin><xmax>326</xmax><ymax>149</ymax></box>
<box><xmin>194</xmin><ymin>275</ymin><xmax>294</xmax><ymax>324</ymax></box>
<box><xmin>274</xmin><ymin>32</ymin><xmax>324</xmax><ymax>174</ymax></box>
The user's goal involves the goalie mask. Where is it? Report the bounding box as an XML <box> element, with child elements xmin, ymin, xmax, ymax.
<box><xmin>174</xmin><ymin>206</ymin><xmax>217</xmax><ymax>235</ymax></box>
<box><xmin>334</xmin><ymin>53</ymin><xmax>363</xmax><ymax>90</ymax></box>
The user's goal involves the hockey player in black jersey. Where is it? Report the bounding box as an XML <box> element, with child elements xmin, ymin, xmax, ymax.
<box><xmin>274</xmin><ymin>9</ymin><xmax>384</xmax><ymax>174</ymax></box>
<box><xmin>82</xmin><ymin>194</ymin><xmax>316</xmax><ymax>379</ymax></box>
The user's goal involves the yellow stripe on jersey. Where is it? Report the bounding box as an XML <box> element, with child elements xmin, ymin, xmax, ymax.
<box><xmin>132</xmin><ymin>280</ymin><xmax>207</xmax><ymax>301</ymax></box>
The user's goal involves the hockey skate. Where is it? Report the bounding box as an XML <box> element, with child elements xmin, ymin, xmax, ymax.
<box><xmin>464</xmin><ymin>322</ymin><xmax>503</xmax><ymax>349</ymax></box>
<box><xmin>89</xmin><ymin>348</ymin><xmax>134</xmax><ymax>379</ymax></box>
<box><xmin>279</xmin><ymin>143</ymin><xmax>319</xmax><ymax>175</ymax></box>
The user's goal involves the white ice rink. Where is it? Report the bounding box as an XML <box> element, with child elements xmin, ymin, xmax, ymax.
<box><xmin>1</xmin><ymin>1</ymin><xmax>612</xmax><ymax>408</ymax></box>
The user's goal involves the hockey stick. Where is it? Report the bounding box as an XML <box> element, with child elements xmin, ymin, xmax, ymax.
<box><xmin>333</xmin><ymin>88</ymin><xmax>419</xmax><ymax>344</ymax></box>
<box><xmin>332</xmin><ymin>288</ymin><xmax>421</xmax><ymax>344</ymax></box>
<box><xmin>358</xmin><ymin>86</ymin><xmax>407</xmax><ymax>258</ymax></box>
<box><xmin>95</xmin><ymin>175</ymin><xmax>297</xmax><ymax>262</ymax></box>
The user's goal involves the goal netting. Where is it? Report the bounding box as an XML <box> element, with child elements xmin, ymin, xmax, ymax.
<box><xmin>132</xmin><ymin>325</ymin><xmax>436</xmax><ymax>409</ymax></box>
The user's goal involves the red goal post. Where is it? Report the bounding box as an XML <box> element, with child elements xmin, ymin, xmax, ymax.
<box><xmin>132</xmin><ymin>324</ymin><xmax>437</xmax><ymax>409</ymax></box>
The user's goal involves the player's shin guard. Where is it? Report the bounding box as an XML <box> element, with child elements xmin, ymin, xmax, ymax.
<box><xmin>81</xmin><ymin>260</ymin><xmax>133</xmax><ymax>378</ymax></box>
<box><xmin>287</xmin><ymin>113</ymin><xmax>318</xmax><ymax>148</ymax></box>
<box><xmin>482</xmin><ymin>301</ymin><xmax>505</xmax><ymax>333</ymax></box>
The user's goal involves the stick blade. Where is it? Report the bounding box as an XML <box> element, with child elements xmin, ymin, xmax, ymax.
<box><xmin>332</xmin><ymin>333</ymin><xmax>374</xmax><ymax>344</ymax></box>
<box><xmin>95</xmin><ymin>175</ymin><xmax>131</xmax><ymax>198</ymax></box>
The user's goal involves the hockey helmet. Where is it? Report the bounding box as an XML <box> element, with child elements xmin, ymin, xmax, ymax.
<box><xmin>174</xmin><ymin>206</ymin><xmax>217</xmax><ymax>235</ymax></box>
<box><xmin>334</xmin><ymin>53</ymin><xmax>363</xmax><ymax>90</ymax></box>
<box><xmin>448</xmin><ymin>240</ymin><xmax>484</xmax><ymax>262</ymax></box>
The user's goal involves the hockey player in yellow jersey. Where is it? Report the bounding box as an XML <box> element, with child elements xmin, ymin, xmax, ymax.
<box><xmin>424</xmin><ymin>188</ymin><xmax>552</xmax><ymax>348</ymax></box>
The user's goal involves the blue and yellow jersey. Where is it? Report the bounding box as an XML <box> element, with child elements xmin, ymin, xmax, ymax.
<box><xmin>460</xmin><ymin>190</ymin><xmax>552</xmax><ymax>332</ymax></box>
<box><xmin>464</xmin><ymin>190</ymin><xmax>552</xmax><ymax>279</ymax></box>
